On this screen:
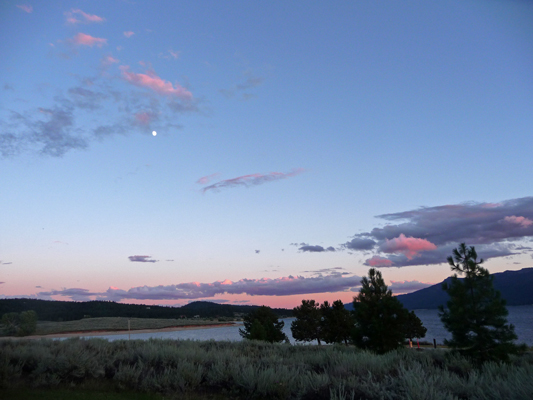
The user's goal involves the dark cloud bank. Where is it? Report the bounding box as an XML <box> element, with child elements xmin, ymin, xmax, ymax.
<box><xmin>36</xmin><ymin>272</ymin><xmax>362</xmax><ymax>302</ymax></box>
<box><xmin>341</xmin><ymin>196</ymin><xmax>533</xmax><ymax>268</ymax></box>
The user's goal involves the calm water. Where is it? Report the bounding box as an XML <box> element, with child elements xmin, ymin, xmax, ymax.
<box><xmin>77</xmin><ymin>305</ymin><xmax>533</xmax><ymax>346</ymax></box>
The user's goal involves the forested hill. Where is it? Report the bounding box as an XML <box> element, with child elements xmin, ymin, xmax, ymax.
<box><xmin>395</xmin><ymin>267</ymin><xmax>533</xmax><ymax>310</ymax></box>
<box><xmin>0</xmin><ymin>299</ymin><xmax>292</xmax><ymax>322</ymax></box>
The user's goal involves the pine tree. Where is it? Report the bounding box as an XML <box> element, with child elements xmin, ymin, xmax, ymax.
<box><xmin>320</xmin><ymin>300</ymin><xmax>354</xmax><ymax>345</ymax></box>
<box><xmin>352</xmin><ymin>268</ymin><xmax>409</xmax><ymax>354</ymax></box>
<box><xmin>239</xmin><ymin>306</ymin><xmax>287</xmax><ymax>343</ymax></box>
<box><xmin>290</xmin><ymin>299</ymin><xmax>323</xmax><ymax>344</ymax></box>
<box><xmin>404</xmin><ymin>311</ymin><xmax>427</xmax><ymax>342</ymax></box>
<box><xmin>439</xmin><ymin>243</ymin><xmax>525</xmax><ymax>363</ymax></box>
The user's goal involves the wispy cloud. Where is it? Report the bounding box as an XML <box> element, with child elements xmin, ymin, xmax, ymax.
<box><xmin>220</xmin><ymin>70</ymin><xmax>264</xmax><ymax>100</ymax></box>
<box><xmin>343</xmin><ymin>196</ymin><xmax>533</xmax><ymax>267</ymax></box>
<box><xmin>201</xmin><ymin>168</ymin><xmax>304</xmax><ymax>193</ymax></box>
<box><xmin>1</xmin><ymin>106</ymin><xmax>88</xmax><ymax>157</ymax></box>
<box><xmin>123</xmin><ymin>31</ymin><xmax>135</xmax><ymax>38</ymax></box>
<box><xmin>35</xmin><ymin>273</ymin><xmax>362</xmax><ymax>301</ymax></box>
<box><xmin>159</xmin><ymin>49</ymin><xmax>180</xmax><ymax>60</ymax></box>
<box><xmin>134</xmin><ymin>111</ymin><xmax>158</xmax><ymax>125</ymax></box>
<box><xmin>67</xmin><ymin>87</ymin><xmax>107</xmax><ymax>110</ymax></box>
<box><xmin>196</xmin><ymin>173</ymin><xmax>221</xmax><ymax>185</ymax></box>
<box><xmin>120</xmin><ymin>66</ymin><xmax>192</xmax><ymax>99</ymax></box>
<box><xmin>70</xmin><ymin>33</ymin><xmax>107</xmax><ymax>47</ymax></box>
<box><xmin>65</xmin><ymin>9</ymin><xmax>105</xmax><ymax>25</ymax></box>
<box><xmin>16</xmin><ymin>4</ymin><xmax>32</xmax><ymax>13</ymax></box>
<box><xmin>128</xmin><ymin>255</ymin><xmax>158</xmax><ymax>263</ymax></box>
<box><xmin>101</xmin><ymin>55</ymin><xmax>119</xmax><ymax>67</ymax></box>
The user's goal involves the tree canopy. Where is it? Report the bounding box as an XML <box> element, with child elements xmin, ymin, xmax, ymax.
<box><xmin>239</xmin><ymin>306</ymin><xmax>288</xmax><ymax>343</ymax></box>
<box><xmin>439</xmin><ymin>243</ymin><xmax>525</xmax><ymax>363</ymax></box>
<box><xmin>290</xmin><ymin>299</ymin><xmax>323</xmax><ymax>344</ymax></box>
<box><xmin>351</xmin><ymin>268</ymin><xmax>409</xmax><ymax>354</ymax></box>
<box><xmin>404</xmin><ymin>310</ymin><xmax>427</xmax><ymax>341</ymax></box>
<box><xmin>320</xmin><ymin>300</ymin><xmax>354</xmax><ymax>346</ymax></box>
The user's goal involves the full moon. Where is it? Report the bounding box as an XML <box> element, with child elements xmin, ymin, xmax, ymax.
<box><xmin>152</xmin><ymin>131</ymin><xmax>157</xmax><ymax>136</ymax></box>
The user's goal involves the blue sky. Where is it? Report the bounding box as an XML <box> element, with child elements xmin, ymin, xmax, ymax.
<box><xmin>1</xmin><ymin>0</ymin><xmax>532</xmax><ymax>308</ymax></box>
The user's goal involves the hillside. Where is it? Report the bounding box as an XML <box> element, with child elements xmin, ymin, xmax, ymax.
<box><xmin>0</xmin><ymin>299</ymin><xmax>292</xmax><ymax>322</ymax></box>
<box><xmin>395</xmin><ymin>267</ymin><xmax>533</xmax><ymax>309</ymax></box>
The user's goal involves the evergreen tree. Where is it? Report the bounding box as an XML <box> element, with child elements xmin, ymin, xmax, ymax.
<box><xmin>320</xmin><ymin>300</ymin><xmax>354</xmax><ymax>345</ymax></box>
<box><xmin>290</xmin><ymin>299</ymin><xmax>323</xmax><ymax>344</ymax></box>
<box><xmin>439</xmin><ymin>243</ymin><xmax>525</xmax><ymax>363</ymax></box>
<box><xmin>239</xmin><ymin>306</ymin><xmax>287</xmax><ymax>343</ymax></box>
<box><xmin>404</xmin><ymin>311</ymin><xmax>427</xmax><ymax>342</ymax></box>
<box><xmin>352</xmin><ymin>268</ymin><xmax>409</xmax><ymax>354</ymax></box>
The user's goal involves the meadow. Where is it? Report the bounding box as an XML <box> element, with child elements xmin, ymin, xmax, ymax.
<box><xmin>1</xmin><ymin>338</ymin><xmax>532</xmax><ymax>399</ymax></box>
<box><xmin>29</xmin><ymin>317</ymin><xmax>234</xmax><ymax>336</ymax></box>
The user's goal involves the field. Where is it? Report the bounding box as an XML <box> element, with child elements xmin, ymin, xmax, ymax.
<box><xmin>34</xmin><ymin>317</ymin><xmax>234</xmax><ymax>336</ymax></box>
<box><xmin>1</xmin><ymin>338</ymin><xmax>532</xmax><ymax>399</ymax></box>
<box><xmin>1</xmin><ymin>317</ymin><xmax>235</xmax><ymax>337</ymax></box>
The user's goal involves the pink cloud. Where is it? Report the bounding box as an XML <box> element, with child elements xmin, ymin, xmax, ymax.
<box><xmin>17</xmin><ymin>4</ymin><xmax>32</xmax><ymax>13</ymax></box>
<box><xmin>71</xmin><ymin>33</ymin><xmax>107</xmax><ymax>47</ymax></box>
<box><xmin>101</xmin><ymin>55</ymin><xmax>119</xmax><ymax>66</ymax></box>
<box><xmin>134</xmin><ymin>111</ymin><xmax>158</xmax><ymax>125</ymax></box>
<box><xmin>503</xmin><ymin>215</ymin><xmax>533</xmax><ymax>228</ymax></box>
<box><xmin>379</xmin><ymin>233</ymin><xmax>437</xmax><ymax>259</ymax></box>
<box><xmin>365</xmin><ymin>255</ymin><xmax>394</xmax><ymax>267</ymax></box>
<box><xmin>201</xmin><ymin>168</ymin><xmax>305</xmax><ymax>193</ymax></box>
<box><xmin>120</xmin><ymin>65</ymin><xmax>192</xmax><ymax>99</ymax></box>
<box><xmin>196</xmin><ymin>173</ymin><xmax>221</xmax><ymax>185</ymax></box>
<box><xmin>65</xmin><ymin>9</ymin><xmax>104</xmax><ymax>24</ymax></box>
<box><xmin>123</xmin><ymin>31</ymin><xmax>135</xmax><ymax>38</ymax></box>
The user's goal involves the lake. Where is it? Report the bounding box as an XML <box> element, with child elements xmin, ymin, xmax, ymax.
<box><xmin>76</xmin><ymin>305</ymin><xmax>533</xmax><ymax>346</ymax></box>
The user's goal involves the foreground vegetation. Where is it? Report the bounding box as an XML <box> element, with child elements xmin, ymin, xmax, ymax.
<box><xmin>1</xmin><ymin>338</ymin><xmax>532</xmax><ymax>399</ymax></box>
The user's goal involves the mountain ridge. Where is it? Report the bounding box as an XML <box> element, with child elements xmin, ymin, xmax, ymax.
<box><xmin>396</xmin><ymin>267</ymin><xmax>533</xmax><ymax>309</ymax></box>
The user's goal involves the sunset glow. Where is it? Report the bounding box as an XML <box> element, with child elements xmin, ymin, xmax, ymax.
<box><xmin>1</xmin><ymin>1</ymin><xmax>532</xmax><ymax>309</ymax></box>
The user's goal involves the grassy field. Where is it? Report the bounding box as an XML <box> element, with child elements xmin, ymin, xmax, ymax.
<box><xmin>1</xmin><ymin>337</ymin><xmax>532</xmax><ymax>399</ymax></box>
<box><xmin>23</xmin><ymin>317</ymin><xmax>234</xmax><ymax>336</ymax></box>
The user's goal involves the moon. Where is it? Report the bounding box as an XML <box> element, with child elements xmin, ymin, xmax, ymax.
<box><xmin>152</xmin><ymin>131</ymin><xmax>157</xmax><ymax>136</ymax></box>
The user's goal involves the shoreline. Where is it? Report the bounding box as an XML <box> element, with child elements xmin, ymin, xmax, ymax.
<box><xmin>1</xmin><ymin>322</ymin><xmax>237</xmax><ymax>340</ymax></box>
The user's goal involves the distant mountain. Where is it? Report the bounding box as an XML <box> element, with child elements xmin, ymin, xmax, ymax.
<box><xmin>396</xmin><ymin>267</ymin><xmax>533</xmax><ymax>310</ymax></box>
<box><xmin>343</xmin><ymin>268</ymin><xmax>533</xmax><ymax>311</ymax></box>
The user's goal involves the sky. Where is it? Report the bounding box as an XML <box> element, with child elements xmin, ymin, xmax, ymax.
<box><xmin>1</xmin><ymin>0</ymin><xmax>532</xmax><ymax>309</ymax></box>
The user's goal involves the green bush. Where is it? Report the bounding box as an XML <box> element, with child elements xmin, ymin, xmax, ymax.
<box><xmin>1</xmin><ymin>310</ymin><xmax>38</xmax><ymax>336</ymax></box>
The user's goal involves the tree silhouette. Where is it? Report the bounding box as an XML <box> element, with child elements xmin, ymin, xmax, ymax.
<box><xmin>352</xmin><ymin>268</ymin><xmax>409</xmax><ymax>354</ymax></box>
<box><xmin>290</xmin><ymin>299</ymin><xmax>323</xmax><ymax>344</ymax></box>
<box><xmin>439</xmin><ymin>243</ymin><xmax>525</xmax><ymax>363</ymax></box>
<box><xmin>239</xmin><ymin>306</ymin><xmax>287</xmax><ymax>343</ymax></box>
<box><xmin>320</xmin><ymin>300</ymin><xmax>354</xmax><ymax>346</ymax></box>
<box><xmin>404</xmin><ymin>311</ymin><xmax>427</xmax><ymax>342</ymax></box>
